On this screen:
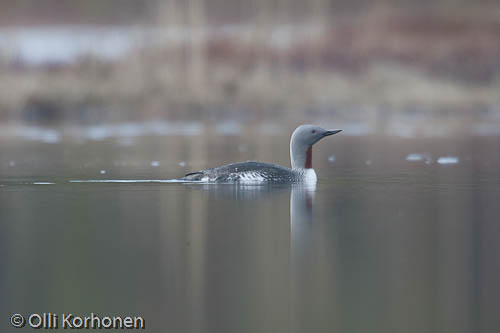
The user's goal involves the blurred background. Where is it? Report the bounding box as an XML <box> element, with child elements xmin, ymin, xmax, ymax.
<box><xmin>0</xmin><ymin>0</ymin><xmax>500</xmax><ymax>135</ymax></box>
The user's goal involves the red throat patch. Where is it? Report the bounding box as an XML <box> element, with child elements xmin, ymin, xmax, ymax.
<box><xmin>305</xmin><ymin>147</ymin><xmax>312</xmax><ymax>169</ymax></box>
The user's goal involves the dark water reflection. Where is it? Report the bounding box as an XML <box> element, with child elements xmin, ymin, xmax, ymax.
<box><xmin>1</xmin><ymin>134</ymin><xmax>499</xmax><ymax>333</ymax></box>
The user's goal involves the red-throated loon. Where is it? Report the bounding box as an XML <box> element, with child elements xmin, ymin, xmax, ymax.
<box><xmin>181</xmin><ymin>124</ymin><xmax>342</xmax><ymax>183</ymax></box>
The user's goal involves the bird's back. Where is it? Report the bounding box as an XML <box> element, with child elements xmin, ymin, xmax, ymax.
<box><xmin>182</xmin><ymin>161</ymin><xmax>298</xmax><ymax>183</ymax></box>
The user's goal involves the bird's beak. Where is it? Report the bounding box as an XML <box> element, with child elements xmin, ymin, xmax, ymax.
<box><xmin>324</xmin><ymin>129</ymin><xmax>342</xmax><ymax>136</ymax></box>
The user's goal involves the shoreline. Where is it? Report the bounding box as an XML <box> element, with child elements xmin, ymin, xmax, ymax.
<box><xmin>1</xmin><ymin>12</ymin><xmax>500</xmax><ymax>128</ymax></box>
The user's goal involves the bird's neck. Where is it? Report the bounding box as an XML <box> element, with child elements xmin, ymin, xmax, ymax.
<box><xmin>305</xmin><ymin>147</ymin><xmax>312</xmax><ymax>169</ymax></box>
<box><xmin>291</xmin><ymin>141</ymin><xmax>313</xmax><ymax>169</ymax></box>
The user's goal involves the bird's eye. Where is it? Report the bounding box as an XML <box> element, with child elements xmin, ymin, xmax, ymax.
<box><xmin>311</xmin><ymin>130</ymin><xmax>316</xmax><ymax>134</ymax></box>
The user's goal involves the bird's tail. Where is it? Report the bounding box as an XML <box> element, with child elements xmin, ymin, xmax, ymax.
<box><xmin>181</xmin><ymin>171</ymin><xmax>204</xmax><ymax>181</ymax></box>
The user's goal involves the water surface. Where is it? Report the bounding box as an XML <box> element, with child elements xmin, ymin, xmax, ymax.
<box><xmin>1</xmin><ymin>132</ymin><xmax>499</xmax><ymax>333</ymax></box>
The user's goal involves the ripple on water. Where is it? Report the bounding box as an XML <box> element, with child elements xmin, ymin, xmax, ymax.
<box><xmin>70</xmin><ymin>179</ymin><xmax>184</xmax><ymax>183</ymax></box>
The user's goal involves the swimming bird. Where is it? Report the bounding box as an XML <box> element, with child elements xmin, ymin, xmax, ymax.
<box><xmin>181</xmin><ymin>124</ymin><xmax>341</xmax><ymax>183</ymax></box>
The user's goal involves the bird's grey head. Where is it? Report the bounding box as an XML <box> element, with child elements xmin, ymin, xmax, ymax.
<box><xmin>290</xmin><ymin>124</ymin><xmax>341</xmax><ymax>169</ymax></box>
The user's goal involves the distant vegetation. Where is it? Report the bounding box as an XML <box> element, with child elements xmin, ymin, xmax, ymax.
<box><xmin>1</xmin><ymin>1</ymin><xmax>500</xmax><ymax>132</ymax></box>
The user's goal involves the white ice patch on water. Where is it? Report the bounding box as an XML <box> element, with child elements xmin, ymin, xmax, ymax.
<box><xmin>406</xmin><ymin>153</ymin><xmax>432</xmax><ymax>164</ymax></box>
<box><xmin>100</xmin><ymin>170</ymin><xmax>106</xmax><ymax>174</ymax></box>
<box><xmin>437</xmin><ymin>156</ymin><xmax>459</xmax><ymax>165</ymax></box>
<box><xmin>151</xmin><ymin>161</ymin><xmax>160</xmax><ymax>167</ymax></box>
<box><xmin>406</xmin><ymin>153</ymin><xmax>424</xmax><ymax>161</ymax></box>
<box><xmin>33</xmin><ymin>182</ymin><xmax>55</xmax><ymax>185</ymax></box>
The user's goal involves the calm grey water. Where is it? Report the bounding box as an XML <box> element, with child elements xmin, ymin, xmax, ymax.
<box><xmin>1</xmin><ymin>132</ymin><xmax>499</xmax><ymax>333</ymax></box>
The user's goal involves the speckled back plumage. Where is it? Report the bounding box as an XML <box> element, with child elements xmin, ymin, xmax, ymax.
<box><xmin>182</xmin><ymin>161</ymin><xmax>300</xmax><ymax>183</ymax></box>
